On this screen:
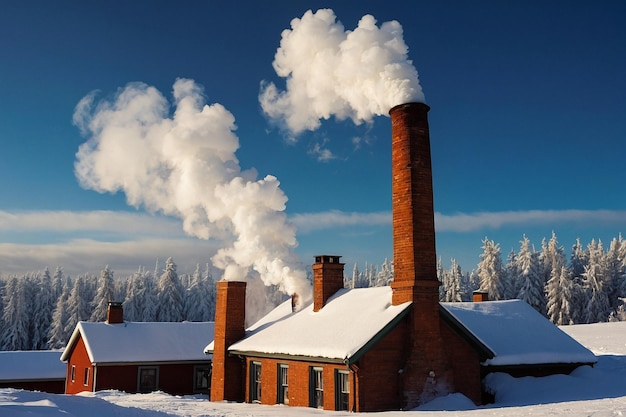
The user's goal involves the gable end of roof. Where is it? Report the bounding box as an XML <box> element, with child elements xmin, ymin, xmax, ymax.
<box><xmin>439</xmin><ymin>305</ymin><xmax>494</xmax><ymax>362</ymax></box>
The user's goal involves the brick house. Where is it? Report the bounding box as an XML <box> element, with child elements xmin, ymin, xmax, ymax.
<box><xmin>61</xmin><ymin>303</ymin><xmax>214</xmax><ymax>396</ymax></box>
<box><xmin>0</xmin><ymin>350</ymin><xmax>66</xmax><ymax>393</ymax></box>
<box><xmin>206</xmin><ymin>102</ymin><xmax>595</xmax><ymax>411</ymax></box>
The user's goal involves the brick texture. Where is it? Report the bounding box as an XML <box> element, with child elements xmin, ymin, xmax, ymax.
<box><xmin>312</xmin><ymin>255</ymin><xmax>344</xmax><ymax>312</ymax></box>
<box><xmin>211</xmin><ymin>280</ymin><xmax>246</xmax><ymax>402</ymax></box>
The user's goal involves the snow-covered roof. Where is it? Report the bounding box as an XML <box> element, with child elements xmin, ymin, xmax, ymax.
<box><xmin>0</xmin><ymin>350</ymin><xmax>66</xmax><ymax>381</ymax></box>
<box><xmin>441</xmin><ymin>300</ymin><xmax>597</xmax><ymax>366</ymax></box>
<box><xmin>212</xmin><ymin>286</ymin><xmax>411</xmax><ymax>363</ymax></box>
<box><xmin>61</xmin><ymin>321</ymin><xmax>214</xmax><ymax>364</ymax></box>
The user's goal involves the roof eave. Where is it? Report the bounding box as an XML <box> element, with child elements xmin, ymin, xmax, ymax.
<box><xmin>228</xmin><ymin>350</ymin><xmax>346</xmax><ymax>364</ymax></box>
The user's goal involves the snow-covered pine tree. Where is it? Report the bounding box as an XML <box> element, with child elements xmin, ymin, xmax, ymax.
<box><xmin>184</xmin><ymin>264</ymin><xmax>213</xmax><ymax>322</ymax></box>
<box><xmin>477</xmin><ymin>238</ymin><xmax>506</xmax><ymax>300</ymax></box>
<box><xmin>31</xmin><ymin>268</ymin><xmax>55</xmax><ymax>349</ymax></box>
<box><xmin>1</xmin><ymin>277</ymin><xmax>31</xmax><ymax>350</ymax></box>
<box><xmin>64</xmin><ymin>276</ymin><xmax>92</xmax><ymax>336</ymax></box>
<box><xmin>142</xmin><ymin>270</ymin><xmax>159</xmax><ymax>322</ymax></box>
<box><xmin>443</xmin><ymin>259</ymin><xmax>463</xmax><ymax>302</ymax></box>
<box><xmin>605</xmin><ymin>236</ymin><xmax>625</xmax><ymax>311</ymax></box>
<box><xmin>516</xmin><ymin>235</ymin><xmax>547</xmax><ymax>314</ymax></box>
<box><xmin>48</xmin><ymin>277</ymin><xmax>72</xmax><ymax>349</ymax></box>
<box><xmin>503</xmin><ymin>249</ymin><xmax>520</xmax><ymax>299</ymax></box>
<box><xmin>156</xmin><ymin>257</ymin><xmax>184</xmax><ymax>322</ymax></box>
<box><xmin>90</xmin><ymin>265</ymin><xmax>115</xmax><ymax>322</ymax></box>
<box><xmin>546</xmin><ymin>266</ymin><xmax>577</xmax><ymax>325</ymax></box>
<box><xmin>582</xmin><ymin>240</ymin><xmax>612</xmax><ymax>323</ymax></box>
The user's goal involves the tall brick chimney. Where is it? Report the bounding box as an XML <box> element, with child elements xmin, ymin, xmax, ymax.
<box><xmin>211</xmin><ymin>280</ymin><xmax>246</xmax><ymax>402</ymax></box>
<box><xmin>312</xmin><ymin>255</ymin><xmax>344</xmax><ymax>312</ymax></box>
<box><xmin>389</xmin><ymin>102</ymin><xmax>450</xmax><ymax>407</ymax></box>
<box><xmin>106</xmin><ymin>301</ymin><xmax>123</xmax><ymax>324</ymax></box>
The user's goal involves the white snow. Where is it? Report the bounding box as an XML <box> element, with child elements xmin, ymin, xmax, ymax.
<box><xmin>61</xmin><ymin>321</ymin><xmax>214</xmax><ymax>363</ymax></box>
<box><xmin>0</xmin><ymin>351</ymin><xmax>65</xmax><ymax>381</ymax></box>
<box><xmin>442</xmin><ymin>300</ymin><xmax>597</xmax><ymax>366</ymax></box>
<box><xmin>220</xmin><ymin>287</ymin><xmax>411</xmax><ymax>362</ymax></box>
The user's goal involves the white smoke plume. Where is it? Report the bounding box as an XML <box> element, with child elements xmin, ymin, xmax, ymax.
<box><xmin>260</xmin><ymin>8</ymin><xmax>425</xmax><ymax>137</ymax></box>
<box><xmin>73</xmin><ymin>78</ymin><xmax>311</xmax><ymax>309</ymax></box>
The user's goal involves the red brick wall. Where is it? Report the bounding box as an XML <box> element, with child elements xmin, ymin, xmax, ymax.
<box><xmin>65</xmin><ymin>335</ymin><xmax>94</xmax><ymax>394</ymax></box>
<box><xmin>211</xmin><ymin>280</ymin><xmax>246</xmax><ymax>402</ymax></box>
<box><xmin>243</xmin><ymin>356</ymin><xmax>349</xmax><ymax>411</ymax></box>
<box><xmin>312</xmin><ymin>255</ymin><xmax>344</xmax><ymax>312</ymax></box>
<box><xmin>355</xmin><ymin>318</ymin><xmax>409</xmax><ymax>411</ymax></box>
<box><xmin>440</xmin><ymin>320</ymin><xmax>482</xmax><ymax>404</ymax></box>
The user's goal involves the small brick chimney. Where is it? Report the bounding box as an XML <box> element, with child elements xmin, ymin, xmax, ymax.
<box><xmin>312</xmin><ymin>255</ymin><xmax>344</xmax><ymax>312</ymax></box>
<box><xmin>106</xmin><ymin>301</ymin><xmax>123</xmax><ymax>324</ymax></box>
<box><xmin>211</xmin><ymin>280</ymin><xmax>246</xmax><ymax>402</ymax></box>
<box><xmin>473</xmin><ymin>291</ymin><xmax>489</xmax><ymax>302</ymax></box>
<box><xmin>389</xmin><ymin>102</ymin><xmax>451</xmax><ymax>408</ymax></box>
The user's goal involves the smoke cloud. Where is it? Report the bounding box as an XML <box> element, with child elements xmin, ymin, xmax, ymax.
<box><xmin>260</xmin><ymin>8</ymin><xmax>424</xmax><ymax>137</ymax></box>
<box><xmin>73</xmin><ymin>78</ymin><xmax>311</xmax><ymax>306</ymax></box>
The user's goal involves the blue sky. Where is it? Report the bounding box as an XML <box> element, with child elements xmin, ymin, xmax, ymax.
<box><xmin>0</xmin><ymin>1</ymin><xmax>625</xmax><ymax>280</ymax></box>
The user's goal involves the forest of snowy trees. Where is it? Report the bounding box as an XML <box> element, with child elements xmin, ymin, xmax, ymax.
<box><xmin>2</xmin><ymin>233</ymin><xmax>626</xmax><ymax>352</ymax></box>
<box><xmin>0</xmin><ymin>258</ymin><xmax>218</xmax><ymax>351</ymax></box>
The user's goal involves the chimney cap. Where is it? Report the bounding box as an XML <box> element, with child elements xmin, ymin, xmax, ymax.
<box><xmin>389</xmin><ymin>101</ymin><xmax>430</xmax><ymax>115</ymax></box>
<box><xmin>314</xmin><ymin>255</ymin><xmax>342</xmax><ymax>264</ymax></box>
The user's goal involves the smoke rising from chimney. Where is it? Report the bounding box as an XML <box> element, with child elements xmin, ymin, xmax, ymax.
<box><xmin>260</xmin><ymin>9</ymin><xmax>425</xmax><ymax>137</ymax></box>
<box><xmin>73</xmin><ymin>78</ymin><xmax>310</xmax><ymax>304</ymax></box>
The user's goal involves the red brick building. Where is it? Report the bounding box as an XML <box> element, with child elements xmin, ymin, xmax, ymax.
<box><xmin>206</xmin><ymin>102</ymin><xmax>595</xmax><ymax>411</ymax></box>
<box><xmin>61</xmin><ymin>303</ymin><xmax>214</xmax><ymax>396</ymax></box>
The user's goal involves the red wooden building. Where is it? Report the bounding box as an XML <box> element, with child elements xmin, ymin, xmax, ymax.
<box><xmin>206</xmin><ymin>103</ymin><xmax>596</xmax><ymax>411</ymax></box>
<box><xmin>61</xmin><ymin>303</ymin><xmax>214</xmax><ymax>396</ymax></box>
<box><xmin>0</xmin><ymin>350</ymin><xmax>66</xmax><ymax>393</ymax></box>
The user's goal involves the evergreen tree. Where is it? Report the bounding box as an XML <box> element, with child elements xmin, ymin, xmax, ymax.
<box><xmin>64</xmin><ymin>276</ymin><xmax>92</xmax><ymax>336</ymax></box>
<box><xmin>156</xmin><ymin>257</ymin><xmax>184</xmax><ymax>322</ymax></box>
<box><xmin>504</xmin><ymin>249</ymin><xmax>520</xmax><ymax>299</ymax></box>
<box><xmin>90</xmin><ymin>266</ymin><xmax>115</xmax><ymax>322</ymax></box>
<box><xmin>546</xmin><ymin>266</ymin><xmax>577</xmax><ymax>325</ymax></box>
<box><xmin>48</xmin><ymin>278</ymin><xmax>72</xmax><ymax>349</ymax></box>
<box><xmin>1</xmin><ymin>277</ymin><xmax>31</xmax><ymax>350</ymax></box>
<box><xmin>582</xmin><ymin>240</ymin><xmax>612</xmax><ymax>323</ymax></box>
<box><xmin>142</xmin><ymin>270</ymin><xmax>159</xmax><ymax>322</ymax></box>
<box><xmin>442</xmin><ymin>259</ymin><xmax>463</xmax><ymax>302</ymax></box>
<box><xmin>516</xmin><ymin>235</ymin><xmax>547</xmax><ymax>314</ymax></box>
<box><xmin>184</xmin><ymin>264</ymin><xmax>214</xmax><ymax>322</ymax></box>
<box><xmin>477</xmin><ymin>238</ymin><xmax>506</xmax><ymax>300</ymax></box>
<box><xmin>31</xmin><ymin>268</ymin><xmax>55</xmax><ymax>349</ymax></box>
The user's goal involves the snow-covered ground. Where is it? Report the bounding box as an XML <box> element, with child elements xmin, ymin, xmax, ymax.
<box><xmin>2</xmin><ymin>321</ymin><xmax>626</xmax><ymax>417</ymax></box>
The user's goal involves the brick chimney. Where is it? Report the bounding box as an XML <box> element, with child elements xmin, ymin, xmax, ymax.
<box><xmin>211</xmin><ymin>280</ymin><xmax>246</xmax><ymax>402</ymax></box>
<box><xmin>473</xmin><ymin>291</ymin><xmax>489</xmax><ymax>302</ymax></box>
<box><xmin>106</xmin><ymin>302</ymin><xmax>123</xmax><ymax>324</ymax></box>
<box><xmin>312</xmin><ymin>255</ymin><xmax>344</xmax><ymax>312</ymax></box>
<box><xmin>389</xmin><ymin>102</ymin><xmax>450</xmax><ymax>408</ymax></box>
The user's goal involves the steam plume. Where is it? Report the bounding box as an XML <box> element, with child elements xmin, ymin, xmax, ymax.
<box><xmin>260</xmin><ymin>9</ymin><xmax>424</xmax><ymax>136</ymax></box>
<box><xmin>73</xmin><ymin>78</ymin><xmax>310</xmax><ymax>305</ymax></box>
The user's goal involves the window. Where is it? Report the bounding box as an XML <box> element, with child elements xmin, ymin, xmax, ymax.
<box><xmin>194</xmin><ymin>365</ymin><xmax>212</xmax><ymax>394</ymax></box>
<box><xmin>335</xmin><ymin>370</ymin><xmax>349</xmax><ymax>411</ymax></box>
<box><xmin>138</xmin><ymin>366</ymin><xmax>159</xmax><ymax>393</ymax></box>
<box><xmin>70</xmin><ymin>365</ymin><xmax>76</xmax><ymax>382</ymax></box>
<box><xmin>250</xmin><ymin>362</ymin><xmax>262</xmax><ymax>403</ymax></box>
<box><xmin>277</xmin><ymin>364</ymin><xmax>288</xmax><ymax>405</ymax></box>
<box><xmin>83</xmin><ymin>368</ymin><xmax>90</xmax><ymax>386</ymax></box>
<box><xmin>309</xmin><ymin>367</ymin><xmax>323</xmax><ymax>408</ymax></box>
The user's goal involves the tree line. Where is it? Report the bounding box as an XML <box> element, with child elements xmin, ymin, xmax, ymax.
<box><xmin>0</xmin><ymin>258</ymin><xmax>217</xmax><ymax>351</ymax></box>
<box><xmin>2</xmin><ymin>232</ymin><xmax>625</xmax><ymax>351</ymax></box>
